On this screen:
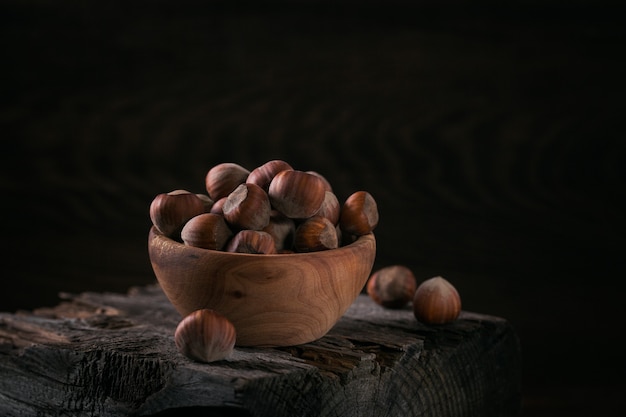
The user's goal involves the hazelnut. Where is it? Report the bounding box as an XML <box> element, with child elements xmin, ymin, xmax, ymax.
<box><xmin>339</xmin><ymin>191</ymin><xmax>379</xmax><ymax>236</ymax></box>
<box><xmin>205</xmin><ymin>162</ymin><xmax>250</xmax><ymax>201</ymax></box>
<box><xmin>314</xmin><ymin>191</ymin><xmax>341</xmax><ymax>225</ymax></box>
<box><xmin>225</xmin><ymin>230</ymin><xmax>277</xmax><ymax>254</ymax></box>
<box><xmin>181</xmin><ymin>213</ymin><xmax>233</xmax><ymax>250</ymax></box>
<box><xmin>306</xmin><ymin>171</ymin><xmax>333</xmax><ymax>193</ymax></box>
<box><xmin>174</xmin><ymin>309</ymin><xmax>236</xmax><ymax>363</ymax></box>
<box><xmin>315</xmin><ymin>191</ymin><xmax>341</xmax><ymax>225</ymax></box>
<box><xmin>195</xmin><ymin>193</ymin><xmax>215</xmax><ymax>212</ymax></box>
<box><xmin>268</xmin><ymin>170</ymin><xmax>326</xmax><ymax>219</ymax></box>
<box><xmin>150</xmin><ymin>190</ymin><xmax>206</xmax><ymax>238</ymax></box>
<box><xmin>366</xmin><ymin>265</ymin><xmax>417</xmax><ymax>309</ymax></box>
<box><xmin>222</xmin><ymin>183</ymin><xmax>271</xmax><ymax>231</ymax></box>
<box><xmin>262</xmin><ymin>210</ymin><xmax>296</xmax><ymax>252</ymax></box>
<box><xmin>294</xmin><ymin>215</ymin><xmax>339</xmax><ymax>252</ymax></box>
<box><xmin>209</xmin><ymin>197</ymin><xmax>227</xmax><ymax>215</ymax></box>
<box><xmin>413</xmin><ymin>276</ymin><xmax>461</xmax><ymax>325</ymax></box>
<box><xmin>246</xmin><ymin>159</ymin><xmax>293</xmax><ymax>191</ymax></box>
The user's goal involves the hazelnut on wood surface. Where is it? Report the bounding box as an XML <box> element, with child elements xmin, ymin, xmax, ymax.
<box><xmin>366</xmin><ymin>265</ymin><xmax>417</xmax><ymax>309</ymax></box>
<box><xmin>149</xmin><ymin>190</ymin><xmax>205</xmax><ymax>239</ymax></box>
<box><xmin>181</xmin><ymin>213</ymin><xmax>233</xmax><ymax>250</ymax></box>
<box><xmin>174</xmin><ymin>309</ymin><xmax>236</xmax><ymax>363</ymax></box>
<box><xmin>222</xmin><ymin>183</ymin><xmax>271</xmax><ymax>231</ymax></box>
<box><xmin>339</xmin><ymin>191</ymin><xmax>379</xmax><ymax>236</ymax></box>
<box><xmin>413</xmin><ymin>276</ymin><xmax>461</xmax><ymax>325</ymax></box>
<box><xmin>205</xmin><ymin>162</ymin><xmax>250</xmax><ymax>201</ymax></box>
<box><xmin>268</xmin><ymin>170</ymin><xmax>327</xmax><ymax>219</ymax></box>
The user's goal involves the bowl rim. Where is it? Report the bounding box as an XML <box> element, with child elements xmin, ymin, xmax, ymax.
<box><xmin>149</xmin><ymin>225</ymin><xmax>376</xmax><ymax>258</ymax></box>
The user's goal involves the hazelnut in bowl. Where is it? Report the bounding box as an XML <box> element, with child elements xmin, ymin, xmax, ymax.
<box><xmin>148</xmin><ymin>161</ymin><xmax>378</xmax><ymax>347</ymax></box>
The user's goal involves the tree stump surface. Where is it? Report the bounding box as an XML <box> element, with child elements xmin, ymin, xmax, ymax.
<box><xmin>0</xmin><ymin>285</ymin><xmax>521</xmax><ymax>417</ymax></box>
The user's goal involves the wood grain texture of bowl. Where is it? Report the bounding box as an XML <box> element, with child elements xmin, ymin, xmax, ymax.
<box><xmin>148</xmin><ymin>226</ymin><xmax>376</xmax><ymax>346</ymax></box>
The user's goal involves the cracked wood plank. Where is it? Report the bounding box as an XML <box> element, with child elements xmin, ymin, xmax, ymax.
<box><xmin>0</xmin><ymin>285</ymin><xmax>521</xmax><ymax>417</ymax></box>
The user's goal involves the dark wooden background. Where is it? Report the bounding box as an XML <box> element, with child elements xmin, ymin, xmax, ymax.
<box><xmin>2</xmin><ymin>0</ymin><xmax>625</xmax><ymax>415</ymax></box>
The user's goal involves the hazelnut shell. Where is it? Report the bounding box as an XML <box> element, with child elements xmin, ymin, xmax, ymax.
<box><xmin>222</xmin><ymin>183</ymin><xmax>271</xmax><ymax>231</ymax></box>
<box><xmin>339</xmin><ymin>191</ymin><xmax>379</xmax><ymax>236</ymax></box>
<box><xmin>367</xmin><ymin>265</ymin><xmax>417</xmax><ymax>309</ymax></box>
<box><xmin>181</xmin><ymin>213</ymin><xmax>233</xmax><ymax>250</ymax></box>
<box><xmin>246</xmin><ymin>159</ymin><xmax>294</xmax><ymax>191</ymax></box>
<box><xmin>149</xmin><ymin>190</ymin><xmax>206</xmax><ymax>239</ymax></box>
<box><xmin>268</xmin><ymin>170</ymin><xmax>326</xmax><ymax>219</ymax></box>
<box><xmin>294</xmin><ymin>215</ymin><xmax>339</xmax><ymax>252</ymax></box>
<box><xmin>413</xmin><ymin>276</ymin><xmax>461</xmax><ymax>324</ymax></box>
<box><xmin>205</xmin><ymin>162</ymin><xmax>250</xmax><ymax>201</ymax></box>
<box><xmin>225</xmin><ymin>230</ymin><xmax>277</xmax><ymax>254</ymax></box>
<box><xmin>174</xmin><ymin>309</ymin><xmax>236</xmax><ymax>363</ymax></box>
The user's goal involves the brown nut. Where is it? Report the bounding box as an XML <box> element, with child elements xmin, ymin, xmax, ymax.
<box><xmin>246</xmin><ymin>159</ymin><xmax>294</xmax><ymax>191</ymax></box>
<box><xmin>366</xmin><ymin>265</ymin><xmax>417</xmax><ymax>309</ymax></box>
<box><xmin>413</xmin><ymin>276</ymin><xmax>461</xmax><ymax>325</ymax></box>
<box><xmin>268</xmin><ymin>170</ymin><xmax>326</xmax><ymax>219</ymax></box>
<box><xmin>306</xmin><ymin>171</ymin><xmax>333</xmax><ymax>193</ymax></box>
<box><xmin>205</xmin><ymin>162</ymin><xmax>250</xmax><ymax>201</ymax></box>
<box><xmin>181</xmin><ymin>213</ymin><xmax>233</xmax><ymax>250</ymax></box>
<box><xmin>314</xmin><ymin>191</ymin><xmax>341</xmax><ymax>225</ymax></box>
<box><xmin>195</xmin><ymin>193</ymin><xmax>215</xmax><ymax>213</ymax></box>
<box><xmin>225</xmin><ymin>230</ymin><xmax>277</xmax><ymax>254</ymax></box>
<box><xmin>149</xmin><ymin>190</ymin><xmax>206</xmax><ymax>238</ymax></box>
<box><xmin>262</xmin><ymin>210</ymin><xmax>296</xmax><ymax>252</ymax></box>
<box><xmin>294</xmin><ymin>215</ymin><xmax>339</xmax><ymax>252</ymax></box>
<box><xmin>209</xmin><ymin>197</ymin><xmax>227</xmax><ymax>215</ymax></box>
<box><xmin>222</xmin><ymin>183</ymin><xmax>271</xmax><ymax>231</ymax></box>
<box><xmin>174</xmin><ymin>309</ymin><xmax>236</xmax><ymax>363</ymax></box>
<box><xmin>339</xmin><ymin>191</ymin><xmax>379</xmax><ymax>236</ymax></box>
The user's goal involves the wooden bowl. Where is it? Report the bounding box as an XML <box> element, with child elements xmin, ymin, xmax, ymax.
<box><xmin>148</xmin><ymin>226</ymin><xmax>376</xmax><ymax>346</ymax></box>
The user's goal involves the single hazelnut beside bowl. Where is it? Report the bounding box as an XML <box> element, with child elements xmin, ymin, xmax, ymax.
<box><xmin>174</xmin><ymin>309</ymin><xmax>236</xmax><ymax>363</ymax></box>
<box><xmin>413</xmin><ymin>276</ymin><xmax>461</xmax><ymax>325</ymax></box>
<box><xmin>366</xmin><ymin>265</ymin><xmax>417</xmax><ymax>309</ymax></box>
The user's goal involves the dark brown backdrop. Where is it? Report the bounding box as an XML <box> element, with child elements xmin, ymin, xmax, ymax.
<box><xmin>2</xmin><ymin>1</ymin><xmax>625</xmax><ymax>415</ymax></box>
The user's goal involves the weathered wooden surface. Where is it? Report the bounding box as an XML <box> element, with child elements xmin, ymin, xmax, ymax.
<box><xmin>0</xmin><ymin>285</ymin><xmax>521</xmax><ymax>417</ymax></box>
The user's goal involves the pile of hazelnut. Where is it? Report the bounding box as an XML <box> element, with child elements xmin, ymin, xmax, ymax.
<box><xmin>149</xmin><ymin>159</ymin><xmax>379</xmax><ymax>254</ymax></box>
